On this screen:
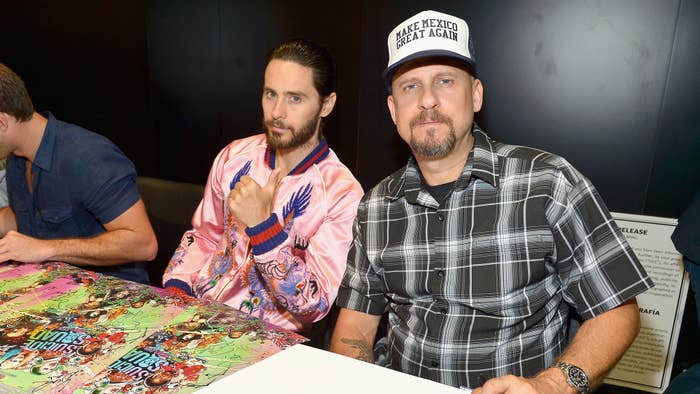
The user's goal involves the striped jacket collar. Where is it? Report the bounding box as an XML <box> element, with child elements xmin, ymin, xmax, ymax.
<box><xmin>264</xmin><ymin>139</ymin><xmax>330</xmax><ymax>175</ymax></box>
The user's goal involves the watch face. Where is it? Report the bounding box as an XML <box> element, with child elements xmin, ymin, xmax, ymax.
<box><xmin>569</xmin><ymin>366</ymin><xmax>589</xmax><ymax>387</ymax></box>
<box><xmin>557</xmin><ymin>362</ymin><xmax>590</xmax><ymax>392</ymax></box>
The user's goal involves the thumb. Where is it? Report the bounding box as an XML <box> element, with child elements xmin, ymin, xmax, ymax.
<box><xmin>264</xmin><ymin>168</ymin><xmax>284</xmax><ymax>194</ymax></box>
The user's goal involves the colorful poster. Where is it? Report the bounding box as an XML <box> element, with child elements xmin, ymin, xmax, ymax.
<box><xmin>0</xmin><ymin>262</ymin><xmax>308</xmax><ymax>393</ymax></box>
<box><xmin>0</xmin><ymin>312</ymin><xmax>130</xmax><ymax>393</ymax></box>
<box><xmin>0</xmin><ymin>262</ymin><xmax>79</xmax><ymax>309</ymax></box>
<box><xmin>0</xmin><ymin>264</ymin><xmax>186</xmax><ymax>393</ymax></box>
<box><xmin>76</xmin><ymin>303</ymin><xmax>306</xmax><ymax>393</ymax></box>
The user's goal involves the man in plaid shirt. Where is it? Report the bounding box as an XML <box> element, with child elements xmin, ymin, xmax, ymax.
<box><xmin>330</xmin><ymin>10</ymin><xmax>654</xmax><ymax>393</ymax></box>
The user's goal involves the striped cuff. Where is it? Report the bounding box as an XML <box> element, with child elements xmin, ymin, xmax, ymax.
<box><xmin>245</xmin><ymin>213</ymin><xmax>288</xmax><ymax>255</ymax></box>
<box><xmin>163</xmin><ymin>279</ymin><xmax>194</xmax><ymax>296</ymax></box>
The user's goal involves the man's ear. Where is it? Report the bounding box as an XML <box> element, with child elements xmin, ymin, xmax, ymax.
<box><xmin>320</xmin><ymin>92</ymin><xmax>337</xmax><ymax>118</ymax></box>
<box><xmin>0</xmin><ymin>113</ymin><xmax>9</xmax><ymax>133</ymax></box>
<box><xmin>472</xmin><ymin>78</ymin><xmax>484</xmax><ymax>113</ymax></box>
<box><xmin>387</xmin><ymin>95</ymin><xmax>397</xmax><ymax>124</ymax></box>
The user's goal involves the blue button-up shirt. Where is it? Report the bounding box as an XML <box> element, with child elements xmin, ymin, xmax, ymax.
<box><xmin>6</xmin><ymin>112</ymin><xmax>148</xmax><ymax>284</ymax></box>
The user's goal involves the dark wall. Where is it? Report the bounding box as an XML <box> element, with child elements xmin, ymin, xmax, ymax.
<box><xmin>1</xmin><ymin>0</ymin><xmax>155</xmax><ymax>177</ymax></box>
<box><xmin>645</xmin><ymin>0</ymin><xmax>700</xmax><ymax>216</ymax></box>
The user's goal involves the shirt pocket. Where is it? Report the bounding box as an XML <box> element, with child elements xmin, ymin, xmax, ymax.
<box><xmin>38</xmin><ymin>206</ymin><xmax>79</xmax><ymax>234</ymax></box>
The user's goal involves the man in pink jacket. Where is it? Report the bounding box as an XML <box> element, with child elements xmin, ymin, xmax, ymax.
<box><xmin>163</xmin><ymin>40</ymin><xmax>363</xmax><ymax>331</ymax></box>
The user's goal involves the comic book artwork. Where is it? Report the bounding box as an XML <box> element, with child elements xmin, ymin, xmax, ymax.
<box><xmin>76</xmin><ymin>303</ymin><xmax>306</xmax><ymax>393</ymax></box>
<box><xmin>0</xmin><ymin>313</ymin><xmax>129</xmax><ymax>393</ymax></box>
<box><xmin>0</xmin><ymin>262</ymin><xmax>308</xmax><ymax>393</ymax></box>
<box><xmin>0</xmin><ymin>263</ymin><xmax>188</xmax><ymax>393</ymax></box>
<box><xmin>0</xmin><ymin>262</ymin><xmax>79</xmax><ymax>309</ymax></box>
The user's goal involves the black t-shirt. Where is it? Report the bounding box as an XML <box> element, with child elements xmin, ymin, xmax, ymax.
<box><xmin>423</xmin><ymin>181</ymin><xmax>455</xmax><ymax>205</ymax></box>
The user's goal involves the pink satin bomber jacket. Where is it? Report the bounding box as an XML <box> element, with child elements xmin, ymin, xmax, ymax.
<box><xmin>163</xmin><ymin>134</ymin><xmax>363</xmax><ymax>331</ymax></box>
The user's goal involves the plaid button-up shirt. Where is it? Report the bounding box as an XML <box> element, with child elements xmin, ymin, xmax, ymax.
<box><xmin>336</xmin><ymin>127</ymin><xmax>653</xmax><ymax>388</ymax></box>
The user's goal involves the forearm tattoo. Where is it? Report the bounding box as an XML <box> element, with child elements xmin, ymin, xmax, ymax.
<box><xmin>340</xmin><ymin>338</ymin><xmax>373</xmax><ymax>363</ymax></box>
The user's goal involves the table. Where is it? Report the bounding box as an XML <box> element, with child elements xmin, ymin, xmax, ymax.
<box><xmin>197</xmin><ymin>344</ymin><xmax>467</xmax><ymax>394</ymax></box>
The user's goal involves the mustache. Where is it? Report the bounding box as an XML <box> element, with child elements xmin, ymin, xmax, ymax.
<box><xmin>409</xmin><ymin>109</ymin><xmax>451</xmax><ymax>129</ymax></box>
<box><xmin>265</xmin><ymin>118</ymin><xmax>291</xmax><ymax>130</ymax></box>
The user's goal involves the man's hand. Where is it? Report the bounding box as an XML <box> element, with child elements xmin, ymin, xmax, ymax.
<box><xmin>0</xmin><ymin>230</ymin><xmax>54</xmax><ymax>263</ymax></box>
<box><xmin>228</xmin><ymin>169</ymin><xmax>284</xmax><ymax>227</ymax></box>
<box><xmin>472</xmin><ymin>370</ymin><xmax>569</xmax><ymax>394</ymax></box>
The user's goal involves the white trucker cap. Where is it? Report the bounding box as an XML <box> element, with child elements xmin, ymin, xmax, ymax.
<box><xmin>383</xmin><ymin>10</ymin><xmax>477</xmax><ymax>92</ymax></box>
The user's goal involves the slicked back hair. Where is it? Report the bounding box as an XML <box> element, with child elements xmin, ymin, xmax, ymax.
<box><xmin>266</xmin><ymin>39</ymin><xmax>336</xmax><ymax>100</ymax></box>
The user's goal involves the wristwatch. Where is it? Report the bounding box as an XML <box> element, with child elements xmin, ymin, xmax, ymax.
<box><xmin>554</xmin><ymin>361</ymin><xmax>590</xmax><ymax>393</ymax></box>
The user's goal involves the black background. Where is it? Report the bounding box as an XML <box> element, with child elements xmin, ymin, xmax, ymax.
<box><xmin>2</xmin><ymin>0</ymin><xmax>699</xmax><ymax>389</ymax></box>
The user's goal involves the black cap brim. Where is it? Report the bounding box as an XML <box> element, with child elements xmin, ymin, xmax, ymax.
<box><xmin>383</xmin><ymin>50</ymin><xmax>477</xmax><ymax>94</ymax></box>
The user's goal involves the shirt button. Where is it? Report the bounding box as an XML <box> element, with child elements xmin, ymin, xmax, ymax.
<box><xmin>439</xmin><ymin>307</ymin><xmax>448</xmax><ymax>314</ymax></box>
<box><xmin>430</xmin><ymin>360</ymin><xmax>439</xmax><ymax>367</ymax></box>
<box><xmin>436</xmin><ymin>270</ymin><xmax>444</xmax><ymax>278</ymax></box>
<box><xmin>437</xmin><ymin>214</ymin><xmax>444</xmax><ymax>221</ymax></box>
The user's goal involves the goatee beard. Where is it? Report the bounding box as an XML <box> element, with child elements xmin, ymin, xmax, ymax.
<box><xmin>263</xmin><ymin>112</ymin><xmax>321</xmax><ymax>150</ymax></box>
<box><xmin>408</xmin><ymin>109</ymin><xmax>457</xmax><ymax>159</ymax></box>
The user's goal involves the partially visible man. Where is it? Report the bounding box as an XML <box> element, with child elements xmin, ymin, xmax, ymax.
<box><xmin>163</xmin><ymin>40</ymin><xmax>363</xmax><ymax>332</ymax></box>
<box><xmin>0</xmin><ymin>63</ymin><xmax>157</xmax><ymax>284</ymax></box>
<box><xmin>665</xmin><ymin>190</ymin><xmax>700</xmax><ymax>393</ymax></box>
<box><xmin>331</xmin><ymin>10</ymin><xmax>654</xmax><ymax>393</ymax></box>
